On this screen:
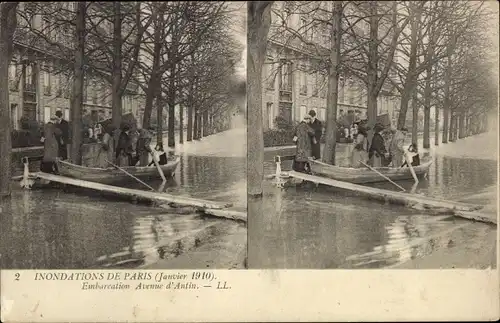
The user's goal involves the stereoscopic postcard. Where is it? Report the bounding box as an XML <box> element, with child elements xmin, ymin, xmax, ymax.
<box><xmin>1</xmin><ymin>1</ymin><xmax>498</xmax><ymax>322</ymax></box>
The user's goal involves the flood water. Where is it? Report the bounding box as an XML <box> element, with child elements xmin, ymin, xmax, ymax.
<box><xmin>249</xmin><ymin>132</ymin><xmax>498</xmax><ymax>269</ymax></box>
<box><xmin>0</xmin><ymin>128</ymin><xmax>246</xmax><ymax>269</ymax></box>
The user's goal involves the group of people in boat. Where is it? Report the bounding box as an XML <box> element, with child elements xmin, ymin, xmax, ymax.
<box><xmin>40</xmin><ymin>111</ymin><xmax>169</xmax><ymax>174</ymax></box>
<box><xmin>292</xmin><ymin>110</ymin><xmax>420</xmax><ymax>173</ymax></box>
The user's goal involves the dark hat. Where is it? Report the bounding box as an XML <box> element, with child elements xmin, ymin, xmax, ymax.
<box><xmin>55</xmin><ymin>110</ymin><xmax>63</xmax><ymax>118</ymax></box>
<box><xmin>374</xmin><ymin>122</ymin><xmax>385</xmax><ymax>132</ymax></box>
<box><xmin>308</xmin><ymin>109</ymin><xmax>316</xmax><ymax>117</ymax></box>
<box><xmin>400</xmin><ymin>127</ymin><xmax>409</xmax><ymax>132</ymax></box>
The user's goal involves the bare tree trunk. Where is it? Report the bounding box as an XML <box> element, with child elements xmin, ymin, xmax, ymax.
<box><xmin>434</xmin><ymin>106</ymin><xmax>439</xmax><ymax>145</ymax></box>
<box><xmin>411</xmin><ymin>91</ymin><xmax>418</xmax><ymax>146</ymax></box>
<box><xmin>397</xmin><ymin>2</ymin><xmax>420</xmax><ymax>130</ymax></box>
<box><xmin>322</xmin><ymin>1</ymin><xmax>342</xmax><ymax>165</ymax></box>
<box><xmin>448</xmin><ymin>111</ymin><xmax>455</xmax><ymax>142</ymax></box>
<box><xmin>193</xmin><ymin>108</ymin><xmax>199</xmax><ymax>140</ymax></box>
<box><xmin>187</xmin><ymin>74</ymin><xmax>194</xmax><ymax>142</ymax></box>
<box><xmin>202</xmin><ymin>109</ymin><xmax>209</xmax><ymax>137</ymax></box>
<box><xmin>156</xmin><ymin>88</ymin><xmax>163</xmax><ymax>148</ymax></box>
<box><xmin>70</xmin><ymin>1</ymin><xmax>86</xmax><ymax>165</ymax></box>
<box><xmin>423</xmin><ymin>69</ymin><xmax>432</xmax><ymax>148</ymax></box>
<box><xmin>247</xmin><ymin>1</ymin><xmax>273</xmax><ymax>197</ymax></box>
<box><xmin>167</xmin><ymin>64</ymin><xmax>176</xmax><ymax>148</ymax></box>
<box><xmin>196</xmin><ymin>111</ymin><xmax>202</xmax><ymax>140</ymax></box>
<box><xmin>458</xmin><ymin>111</ymin><xmax>465</xmax><ymax>139</ymax></box>
<box><xmin>179</xmin><ymin>105</ymin><xmax>184</xmax><ymax>144</ymax></box>
<box><xmin>366</xmin><ymin>1</ymin><xmax>379</xmax><ymax>132</ymax></box>
<box><xmin>142</xmin><ymin>11</ymin><xmax>162</xmax><ymax>129</ymax></box>
<box><xmin>442</xmin><ymin>53</ymin><xmax>452</xmax><ymax>144</ymax></box>
<box><xmin>111</xmin><ymin>1</ymin><xmax>122</xmax><ymax>129</ymax></box>
<box><xmin>0</xmin><ymin>2</ymin><xmax>18</xmax><ymax>197</ymax></box>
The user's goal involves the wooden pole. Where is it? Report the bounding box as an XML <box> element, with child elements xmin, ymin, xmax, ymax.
<box><xmin>105</xmin><ymin>159</ymin><xmax>155</xmax><ymax>191</ymax></box>
<box><xmin>404</xmin><ymin>151</ymin><xmax>419</xmax><ymax>184</ymax></box>
<box><xmin>150</xmin><ymin>151</ymin><xmax>166</xmax><ymax>182</ymax></box>
<box><xmin>359</xmin><ymin>161</ymin><xmax>406</xmax><ymax>192</ymax></box>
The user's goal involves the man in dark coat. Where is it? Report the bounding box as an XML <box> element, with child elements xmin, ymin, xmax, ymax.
<box><xmin>368</xmin><ymin>123</ymin><xmax>389</xmax><ymax>167</ymax></box>
<box><xmin>115</xmin><ymin>125</ymin><xmax>134</xmax><ymax>166</ymax></box>
<box><xmin>55</xmin><ymin>110</ymin><xmax>69</xmax><ymax>160</ymax></box>
<box><xmin>308</xmin><ymin>110</ymin><xmax>323</xmax><ymax>160</ymax></box>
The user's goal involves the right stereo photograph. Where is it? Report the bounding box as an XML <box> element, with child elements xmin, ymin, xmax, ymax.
<box><xmin>247</xmin><ymin>0</ymin><xmax>498</xmax><ymax>269</ymax></box>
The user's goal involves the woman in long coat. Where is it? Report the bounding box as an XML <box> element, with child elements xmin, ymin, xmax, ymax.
<box><xmin>350</xmin><ymin>123</ymin><xmax>369</xmax><ymax>168</ymax></box>
<box><xmin>388</xmin><ymin>127</ymin><xmax>408</xmax><ymax>168</ymax></box>
<box><xmin>293</xmin><ymin>115</ymin><xmax>316</xmax><ymax>173</ymax></box>
<box><xmin>136</xmin><ymin>128</ymin><xmax>153</xmax><ymax>166</ymax></box>
<box><xmin>96</xmin><ymin>124</ymin><xmax>116</xmax><ymax>168</ymax></box>
<box><xmin>115</xmin><ymin>125</ymin><xmax>134</xmax><ymax>166</ymax></box>
<box><xmin>40</xmin><ymin>117</ymin><xmax>62</xmax><ymax>174</ymax></box>
<box><xmin>368</xmin><ymin>123</ymin><xmax>388</xmax><ymax>167</ymax></box>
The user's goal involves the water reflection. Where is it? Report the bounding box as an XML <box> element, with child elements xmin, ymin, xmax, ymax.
<box><xmin>1</xmin><ymin>153</ymin><xmax>246</xmax><ymax>269</ymax></box>
<box><xmin>251</xmin><ymin>153</ymin><xmax>497</xmax><ymax>269</ymax></box>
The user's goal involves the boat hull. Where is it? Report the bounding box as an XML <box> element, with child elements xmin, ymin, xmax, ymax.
<box><xmin>309</xmin><ymin>158</ymin><xmax>433</xmax><ymax>184</ymax></box>
<box><xmin>56</xmin><ymin>158</ymin><xmax>180</xmax><ymax>185</ymax></box>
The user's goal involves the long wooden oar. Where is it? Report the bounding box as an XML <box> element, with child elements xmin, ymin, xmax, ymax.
<box><xmin>404</xmin><ymin>152</ymin><xmax>419</xmax><ymax>184</ymax></box>
<box><xmin>360</xmin><ymin>161</ymin><xmax>406</xmax><ymax>192</ymax></box>
<box><xmin>150</xmin><ymin>151</ymin><xmax>166</xmax><ymax>182</ymax></box>
<box><xmin>105</xmin><ymin>159</ymin><xmax>155</xmax><ymax>191</ymax></box>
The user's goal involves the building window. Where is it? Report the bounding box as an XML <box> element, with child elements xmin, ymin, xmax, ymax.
<box><xmin>83</xmin><ymin>79</ymin><xmax>88</xmax><ymax>102</ymax></box>
<box><xmin>279</xmin><ymin>60</ymin><xmax>292</xmax><ymax>92</ymax></box>
<box><xmin>9</xmin><ymin>62</ymin><xmax>18</xmax><ymax>91</ymax></box>
<box><xmin>265</xmin><ymin>59</ymin><xmax>275</xmax><ymax>90</ymax></box>
<box><xmin>319</xmin><ymin>107</ymin><xmax>326</xmax><ymax>121</ymax></box>
<box><xmin>348</xmin><ymin>81</ymin><xmax>355</xmax><ymax>105</ymax></box>
<box><xmin>266</xmin><ymin>102</ymin><xmax>273</xmax><ymax>129</ymax></box>
<box><xmin>92</xmin><ymin>81</ymin><xmax>98</xmax><ymax>104</ymax></box>
<box><xmin>25</xmin><ymin>64</ymin><xmax>35</xmax><ymax>92</ymax></box>
<box><xmin>54</xmin><ymin>75</ymin><xmax>61</xmax><ymax>97</ymax></box>
<box><xmin>299</xmin><ymin>64</ymin><xmax>307</xmax><ymax>95</ymax></box>
<box><xmin>11</xmin><ymin>104</ymin><xmax>18</xmax><ymax>130</ymax></box>
<box><xmin>44</xmin><ymin>107</ymin><xmax>51</xmax><ymax>123</ymax></box>
<box><xmin>320</xmin><ymin>75</ymin><xmax>327</xmax><ymax>98</ymax></box>
<box><xmin>312</xmin><ymin>72</ymin><xmax>319</xmax><ymax>97</ymax></box>
<box><xmin>63</xmin><ymin>75</ymin><xmax>70</xmax><ymax>99</ymax></box>
<box><xmin>339</xmin><ymin>78</ymin><xmax>345</xmax><ymax>103</ymax></box>
<box><xmin>43</xmin><ymin>66</ymin><xmax>51</xmax><ymax>95</ymax></box>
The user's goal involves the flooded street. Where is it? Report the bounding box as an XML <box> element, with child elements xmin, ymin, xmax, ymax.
<box><xmin>249</xmin><ymin>131</ymin><xmax>497</xmax><ymax>269</ymax></box>
<box><xmin>0</xmin><ymin>124</ymin><xmax>246</xmax><ymax>270</ymax></box>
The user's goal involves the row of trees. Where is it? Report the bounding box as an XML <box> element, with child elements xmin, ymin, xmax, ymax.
<box><xmin>248</xmin><ymin>0</ymin><xmax>498</xmax><ymax>197</ymax></box>
<box><xmin>0</xmin><ymin>1</ymin><xmax>245</xmax><ymax>197</ymax></box>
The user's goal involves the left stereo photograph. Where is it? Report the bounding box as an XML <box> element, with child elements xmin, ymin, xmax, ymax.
<box><xmin>0</xmin><ymin>1</ymin><xmax>247</xmax><ymax>270</ymax></box>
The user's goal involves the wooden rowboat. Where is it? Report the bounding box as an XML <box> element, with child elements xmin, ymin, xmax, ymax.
<box><xmin>308</xmin><ymin>157</ymin><xmax>433</xmax><ymax>184</ymax></box>
<box><xmin>56</xmin><ymin>157</ymin><xmax>180</xmax><ymax>185</ymax></box>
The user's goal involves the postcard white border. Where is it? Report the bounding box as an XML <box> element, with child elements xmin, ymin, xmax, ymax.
<box><xmin>1</xmin><ymin>269</ymin><xmax>499</xmax><ymax>322</ymax></box>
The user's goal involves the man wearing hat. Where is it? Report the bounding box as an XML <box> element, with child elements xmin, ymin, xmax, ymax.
<box><xmin>55</xmin><ymin>110</ymin><xmax>69</xmax><ymax>160</ymax></box>
<box><xmin>308</xmin><ymin>109</ymin><xmax>323</xmax><ymax>160</ymax></box>
<box><xmin>389</xmin><ymin>127</ymin><xmax>408</xmax><ymax>168</ymax></box>
<box><xmin>368</xmin><ymin>122</ymin><xmax>389</xmax><ymax>167</ymax></box>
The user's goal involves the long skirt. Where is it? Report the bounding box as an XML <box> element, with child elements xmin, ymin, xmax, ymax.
<box><xmin>391</xmin><ymin>152</ymin><xmax>404</xmax><ymax>168</ymax></box>
<box><xmin>293</xmin><ymin>160</ymin><xmax>311</xmax><ymax>174</ymax></box>
<box><xmin>370</xmin><ymin>154</ymin><xmax>383</xmax><ymax>167</ymax></box>
<box><xmin>311</xmin><ymin>142</ymin><xmax>321</xmax><ymax>160</ymax></box>
<box><xmin>40</xmin><ymin>161</ymin><xmax>58</xmax><ymax>174</ymax></box>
